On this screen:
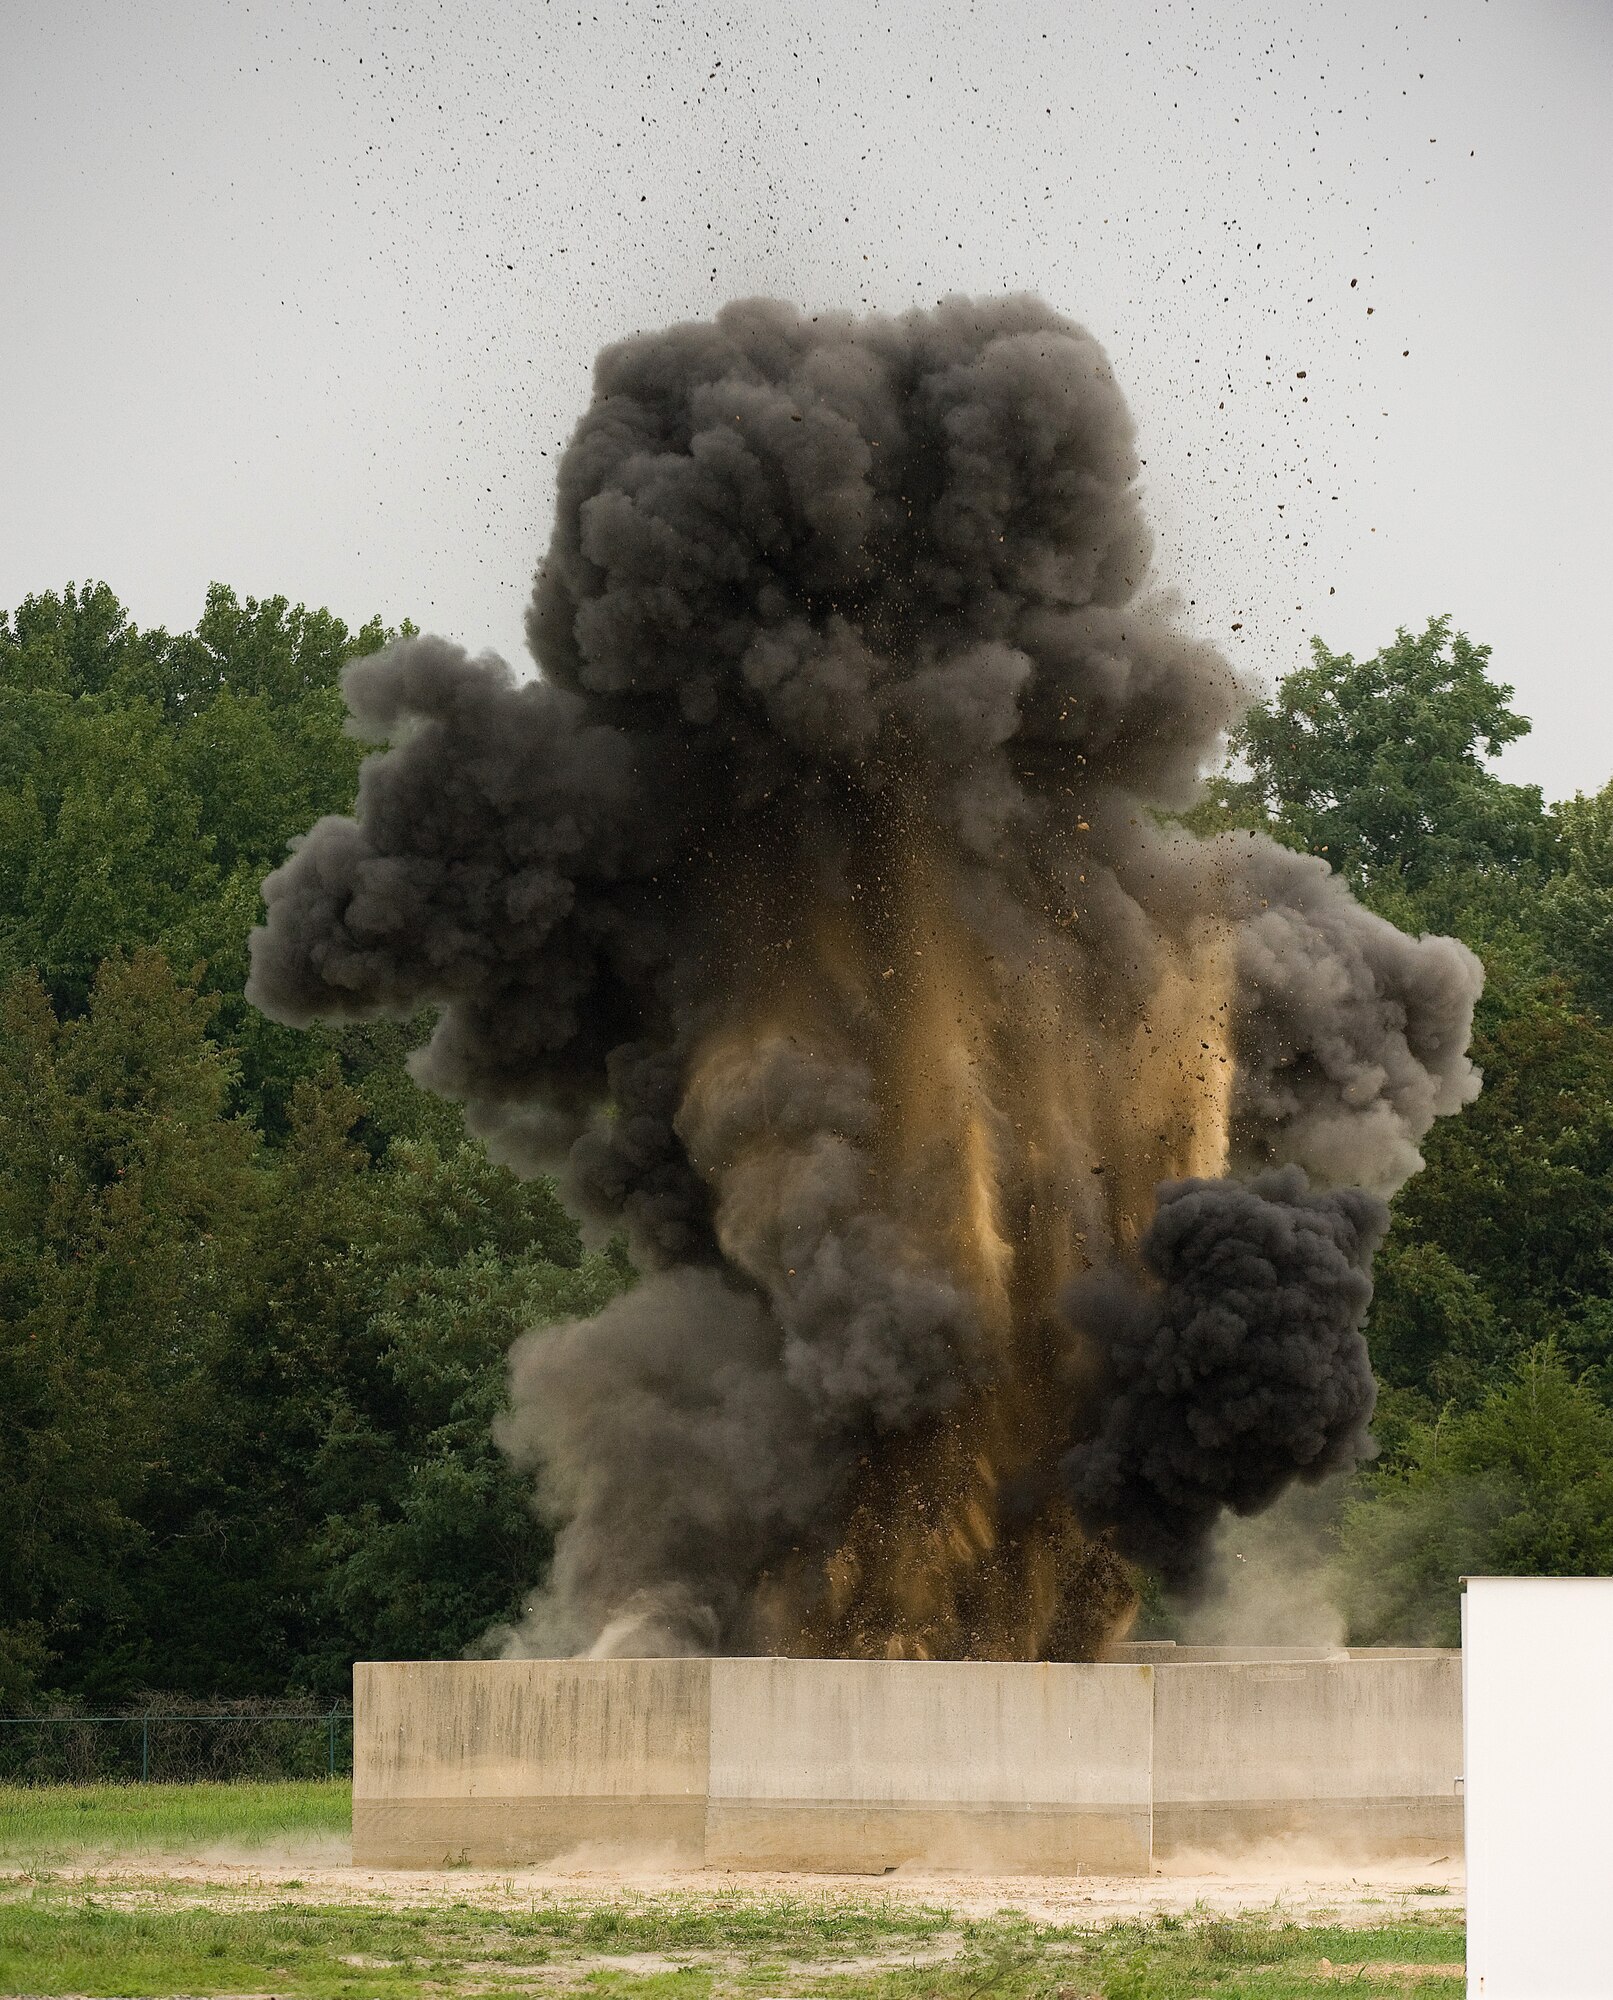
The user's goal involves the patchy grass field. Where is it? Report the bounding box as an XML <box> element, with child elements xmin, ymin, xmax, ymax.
<box><xmin>0</xmin><ymin>1778</ymin><xmax>352</xmax><ymax>1862</ymax></box>
<box><xmin>0</xmin><ymin>1885</ymin><xmax>1466</xmax><ymax>1998</ymax></box>
<box><xmin>0</xmin><ymin>1785</ymin><xmax>1465</xmax><ymax>1996</ymax></box>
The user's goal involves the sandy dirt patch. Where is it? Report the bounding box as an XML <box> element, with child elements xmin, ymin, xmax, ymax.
<box><xmin>12</xmin><ymin>1848</ymin><xmax>1464</xmax><ymax>1926</ymax></box>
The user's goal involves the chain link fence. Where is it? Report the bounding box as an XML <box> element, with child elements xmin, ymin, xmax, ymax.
<box><xmin>0</xmin><ymin>1698</ymin><xmax>353</xmax><ymax>1784</ymax></box>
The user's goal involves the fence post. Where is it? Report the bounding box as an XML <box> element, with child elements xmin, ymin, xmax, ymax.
<box><xmin>140</xmin><ymin>1714</ymin><xmax>149</xmax><ymax>1784</ymax></box>
<box><xmin>327</xmin><ymin>1710</ymin><xmax>336</xmax><ymax>1779</ymax></box>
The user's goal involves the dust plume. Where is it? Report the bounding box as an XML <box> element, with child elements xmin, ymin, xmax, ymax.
<box><xmin>1173</xmin><ymin>1475</ymin><xmax>1355</xmax><ymax>1648</ymax></box>
<box><xmin>247</xmin><ymin>295</ymin><xmax>1482</xmax><ymax>1661</ymax></box>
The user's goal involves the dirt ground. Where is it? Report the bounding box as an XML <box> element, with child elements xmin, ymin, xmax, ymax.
<box><xmin>31</xmin><ymin>1843</ymin><xmax>1465</xmax><ymax>1926</ymax></box>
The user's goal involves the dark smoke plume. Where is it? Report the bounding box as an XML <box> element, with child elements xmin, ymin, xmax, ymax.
<box><xmin>1060</xmin><ymin>1166</ymin><xmax>1387</xmax><ymax>1585</ymax></box>
<box><xmin>248</xmin><ymin>296</ymin><xmax>1482</xmax><ymax>1660</ymax></box>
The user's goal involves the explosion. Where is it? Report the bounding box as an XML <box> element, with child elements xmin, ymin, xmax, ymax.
<box><xmin>248</xmin><ymin>296</ymin><xmax>1483</xmax><ymax>1662</ymax></box>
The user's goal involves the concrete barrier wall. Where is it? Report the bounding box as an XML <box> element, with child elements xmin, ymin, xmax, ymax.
<box><xmin>705</xmin><ymin>1658</ymin><xmax>1153</xmax><ymax>1872</ymax></box>
<box><xmin>1151</xmin><ymin>1655</ymin><xmax>1464</xmax><ymax>1860</ymax></box>
<box><xmin>353</xmin><ymin>1653</ymin><xmax>1462</xmax><ymax>1872</ymax></box>
<box><xmin>354</xmin><ymin>1659</ymin><xmax>711</xmax><ymax>1867</ymax></box>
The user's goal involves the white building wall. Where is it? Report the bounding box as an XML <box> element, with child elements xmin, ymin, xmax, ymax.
<box><xmin>1464</xmin><ymin>1577</ymin><xmax>1613</xmax><ymax>2000</ymax></box>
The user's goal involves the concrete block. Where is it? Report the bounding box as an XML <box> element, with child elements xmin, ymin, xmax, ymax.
<box><xmin>1151</xmin><ymin>1656</ymin><xmax>1463</xmax><ymax>1861</ymax></box>
<box><xmin>705</xmin><ymin>1657</ymin><xmax>1153</xmax><ymax>1873</ymax></box>
<box><xmin>353</xmin><ymin>1658</ymin><xmax>710</xmax><ymax>1867</ymax></box>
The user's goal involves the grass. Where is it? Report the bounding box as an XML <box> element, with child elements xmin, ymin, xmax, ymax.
<box><xmin>0</xmin><ymin>1786</ymin><xmax>1466</xmax><ymax>1996</ymax></box>
<box><xmin>0</xmin><ymin>1883</ymin><xmax>1466</xmax><ymax>1999</ymax></box>
<box><xmin>507</xmin><ymin>1893</ymin><xmax>953</xmax><ymax>1953</ymax></box>
<box><xmin>0</xmin><ymin>1777</ymin><xmax>352</xmax><ymax>1861</ymax></box>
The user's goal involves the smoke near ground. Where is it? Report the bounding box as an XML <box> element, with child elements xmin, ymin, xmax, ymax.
<box><xmin>248</xmin><ymin>295</ymin><xmax>1483</xmax><ymax>1660</ymax></box>
<box><xmin>1173</xmin><ymin>1474</ymin><xmax>1356</xmax><ymax>1648</ymax></box>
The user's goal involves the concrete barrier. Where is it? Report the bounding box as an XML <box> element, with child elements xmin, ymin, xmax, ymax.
<box><xmin>354</xmin><ymin>1658</ymin><xmax>711</xmax><ymax>1868</ymax></box>
<box><xmin>1151</xmin><ymin>1655</ymin><xmax>1463</xmax><ymax>1861</ymax></box>
<box><xmin>705</xmin><ymin>1658</ymin><xmax>1153</xmax><ymax>1873</ymax></box>
<box><xmin>353</xmin><ymin>1652</ymin><xmax>1462</xmax><ymax>1872</ymax></box>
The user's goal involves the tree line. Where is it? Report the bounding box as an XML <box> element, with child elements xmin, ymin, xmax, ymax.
<box><xmin>3</xmin><ymin>584</ymin><xmax>1610</xmax><ymax>1703</ymax></box>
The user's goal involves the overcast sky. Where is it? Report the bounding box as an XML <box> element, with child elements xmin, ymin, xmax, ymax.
<box><xmin>4</xmin><ymin>0</ymin><xmax>1609</xmax><ymax>797</ymax></box>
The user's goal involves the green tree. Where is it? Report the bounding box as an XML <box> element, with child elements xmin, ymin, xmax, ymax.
<box><xmin>0</xmin><ymin>581</ymin><xmax>171</xmax><ymax>700</ymax></box>
<box><xmin>1542</xmin><ymin>778</ymin><xmax>1613</xmax><ymax>1020</ymax></box>
<box><xmin>0</xmin><ymin>954</ymin><xmax>631</xmax><ymax>1701</ymax></box>
<box><xmin>1216</xmin><ymin>616</ymin><xmax>1551</xmax><ymax>897</ymax></box>
<box><xmin>0</xmin><ymin>583</ymin><xmax>390</xmax><ymax>1015</ymax></box>
<box><xmin>0</xmin><ymin>953</ymin><xmax>260</xmax><ymax>1702</ymax></box>
<box><xmin>0</xmin><ymin>581</ymin><xmax>639</xmax><ymax>1704</ymax></box>
<box><xmin>1379</xmin><ymin>978</ymin><xmax>1613</xmax><ymax>1394</ymax></box>
<box><xmin>310</xmin><ymin>1198</ymin><xmax>626</xmax><ymax>1672</ymax></box>
<box><xmin>0</xmin><ymin>696</ymin><xmax>222</xmax><ymax>1004</ymax></box>
<box><xmin>1338</xmin><ymin>1347</ymin><xmax>1613</xmax><ymax>1645</ymax></box>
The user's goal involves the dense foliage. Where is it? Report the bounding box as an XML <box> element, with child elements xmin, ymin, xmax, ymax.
<box><xmin>3</xmin><ymin>588</ymin><xmax>1609</xmax><ymax>1695</ymax></box>
<box><xmin>0</xmin><ymin>586</ymin><xmax>627</xmax><ymax>1707</ymax></box>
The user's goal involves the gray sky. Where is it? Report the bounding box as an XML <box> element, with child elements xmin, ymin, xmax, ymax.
<box><xmin>4</xmin><ymin>0</ymin><xmax>1609</xmax><ymax>797</ymax></box>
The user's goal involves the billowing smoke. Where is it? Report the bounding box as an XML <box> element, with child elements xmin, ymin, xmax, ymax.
<box><xmin>247</xmin><ymin>295</ymin><xmax>1483</xmax><ymax>1661</ymax></box>
<box><xmin>1061</xmin><ymin>1167</ymin><xmax>1387</xmax><ymax>1585</ymax></box>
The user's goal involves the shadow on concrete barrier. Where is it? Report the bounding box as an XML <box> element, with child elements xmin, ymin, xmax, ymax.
<box><xmin>353</xmin><ymin>1650</ymin><xmax>1461</xmax><ymax>1874</ymax></box>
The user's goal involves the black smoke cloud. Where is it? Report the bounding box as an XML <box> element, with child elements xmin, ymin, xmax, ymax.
<box><xmin>247</xmin><ymin>295</ymin><xmax>1482</xmax><ymax>1655</ymax></box>
<box><xmin>1060</xmin><ymin>1167</ymin><xmax>1387</xmax><ymax>1585</ymax></box>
